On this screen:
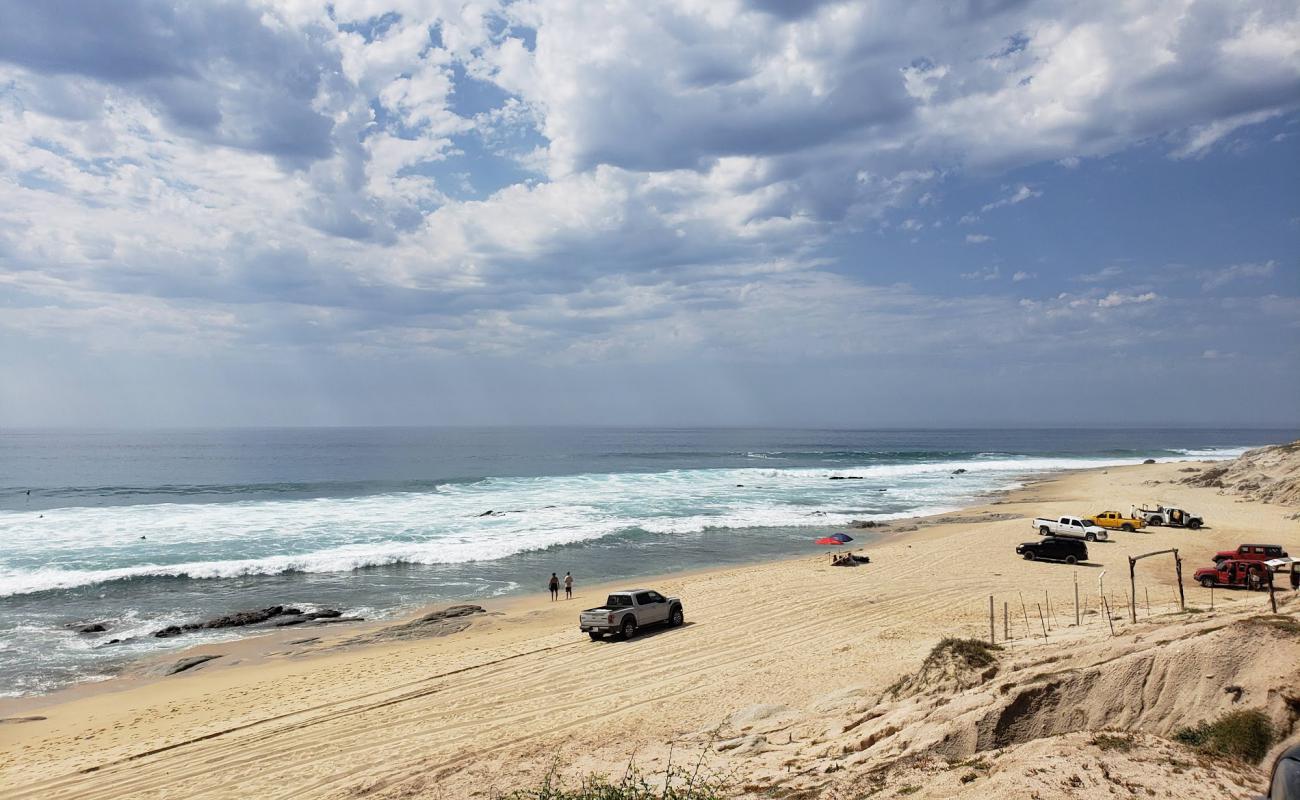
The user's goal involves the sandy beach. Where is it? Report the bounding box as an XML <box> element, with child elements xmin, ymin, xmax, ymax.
<box><xmin>3</xmin><ymin>457</ymin><xmax>1298</xmax><ymax>799</ymax></box>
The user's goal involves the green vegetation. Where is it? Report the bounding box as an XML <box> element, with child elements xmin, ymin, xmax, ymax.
<box><xmin>923</xmin><ymin>638</ymin><xmax>1003</xmax><ymax>670</ymax></box>
<box><xmin>887</xmin><ymin>638</ymin><xmax>1003</xmax><ymax>698</ymax></box>
<box><xmin>494</xmin><ymin>758</ymin><xmax>731</xmax><ymax>800</ymax></box>
<box><xmin>1249</xmin><ymin>614</ymin><xmax>1300</xmax><ymax>634</ymax></box>
<box><xmin>1173</xmin><ymin>710</ymin><xmax>1274</xmax><ymax>763</ymax></box>
<box><xmin>1090</xmin><ymin>733</ymin><xmax>1134</xmax><ymax>752</ymax></box>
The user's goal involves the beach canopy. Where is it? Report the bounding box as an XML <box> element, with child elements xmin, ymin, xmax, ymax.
<box><xmin>830</xmin><ymin>532</ymin><xmax>854</xmax><ymax>543</ymax></box>
<box><xmin>815</xmin><ymin>536</ymin><xmax>844</xmax><ymax>545</ymax></box>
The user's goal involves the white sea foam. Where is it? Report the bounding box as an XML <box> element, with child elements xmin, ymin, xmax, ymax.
<box><xmin>0</xmin><ymin>449</ymin><xmax>1246</xmax><ymax>597</ymax></box>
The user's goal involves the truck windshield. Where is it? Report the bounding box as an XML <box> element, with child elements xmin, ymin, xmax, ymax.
<box><xmin>605</xmin><ymin>595</ymin><xmax>633</xmax><ymax>607</ymax></box>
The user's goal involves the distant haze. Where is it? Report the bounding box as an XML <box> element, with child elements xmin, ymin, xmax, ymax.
<box><xmin>0</xmin><ymin>1</ymin><xmax>1297</xmax><ymax>427</ymax></box>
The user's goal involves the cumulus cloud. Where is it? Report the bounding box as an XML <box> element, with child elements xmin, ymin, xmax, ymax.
<box><xmin>0</xmin><ymin>0</ymin><xmax>1297</xmax><ymax>424</ymax></box>
<box><xmin>1012</xmin><ymin>270</ymin><xmax>1037</xmax><ymax>281</ymax></box>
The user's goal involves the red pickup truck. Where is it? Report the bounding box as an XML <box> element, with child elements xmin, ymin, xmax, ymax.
<box><xmin>1212</xmin><ymin>544</ymin><xmax>1288</xmax><ymax>566</ymax></box>
<box><xmin>1195</xmin><ymin>559</ymin><xmax>1269</xmax><ymax>590</ymax></box>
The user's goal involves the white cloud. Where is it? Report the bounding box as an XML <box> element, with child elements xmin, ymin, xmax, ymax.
<box><xmin>1097</xmin><ymin>291</ymin><xmax>1158</xmax><ymax>308</ymax></box>
<box><xmin>980</xmin><ymin>184</ymin><xmax>1042</xmax><ymax>213</ymax></box>
<box><xmin>1012</xmin><ymin>271</ymin><xmax>1037</xmax><ymax>281</ymax></box>
<box><xmin>1200</xmin><ymin>260</ymin><xmax>1277</xmax><ymax>290</ymax></box>
<box><xmin>0</xmin><ymin>0</ymin><xmax>1297</xmax><ymax>425</ymax></box>
<box><xmin>961</xmin><ymin>266</ymin><xmax>1000</xmax><ymax>281</ymax></box>
<box><xmin>1077</xmin><ymin>265</ymin><xmax>1125</xmax><ymax>283</ymax></box>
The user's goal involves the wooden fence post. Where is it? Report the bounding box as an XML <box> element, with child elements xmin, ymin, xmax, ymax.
<box><xmin>1127</xmin><ymin>555</ymin><xmax>1137</xmax><ymax>624</ymax></box>
<box><xmin>1174</xmin><ymin>549</ymin><xmax>1185</xmax><ymax>611</ymax></box>
<box><xmin>1037</xmin><ymin>603</ymin><xmax>1048</xmax><ymax>642</ymax></box>
<box><xmin>1074</xmin><ymin>573</ymin><xmax>1080</xmax><ymax>627</ymax></box>
<box><xmin>989</xmin><ymin>595</ymin><xmax>995</xmax><ymax>645</ymax></box>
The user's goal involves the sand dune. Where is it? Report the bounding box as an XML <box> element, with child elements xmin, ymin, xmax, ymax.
<box><xmin>2</xmin><ymin>458</ymin><xmax>1298</xmax><ymax>799</ymax></box>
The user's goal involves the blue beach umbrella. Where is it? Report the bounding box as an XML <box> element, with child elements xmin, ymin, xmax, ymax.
<box><xmin>829</xmin><ymin>532</ymin><xmax>854</xmax><ymax>543</ymax></box>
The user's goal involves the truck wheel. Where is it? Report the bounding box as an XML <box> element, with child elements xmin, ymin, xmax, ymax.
<box><xmin>1023</xmin><ymin>551</ymin><xmax>1036</xmax><ymax>561</ymax></box>
<box><xmin>1085</xmin><ymin>532</ymin><xmax>1096</xmax><ymax>542</ymax></box>
<box><xmin>1065</xmin><ymin>555</ymin><xmax>1077</xmax><ymax>565</ymax></box>
<box><xmin>669</xmin><ymin>606</ymin><xmax>684</xmax><ymax>627</ymax></box>
<box><xmin>1188</xmin><ymin>520</ymin><xmax>1201</xmax><ymax>530</ymax></box>
<box><xmin>1121</xmin><ymin>524</ymin><xmax>1133</xmax><ymax>532</ymax></box>
<box><xmin>588</xmin><ymin>631</ymin><xmax>602</xmax><ymax>641</ymax></box>
<box><xmin>1199</xmin><ymin>576</ymin><xmax>1214</xmax><ymax>588</ymax></box>
<box><xmin>620</xmin><ymin>617</ymin><xmax>637</xmax><ymax>640</ymax></box>
<box><xmin>1148</xmin><ymin>518</ymin><xmax>1161</xmax><ymax>526</ymax></box>
<box><xmin>1039</xmin><ymin>526</ymin><xmax>1050</xmax><ymax>536</ymax></box>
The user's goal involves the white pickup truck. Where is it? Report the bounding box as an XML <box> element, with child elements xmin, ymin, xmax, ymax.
<box><xmin>1032</xmin><ymin>515</ymin><xmax>1109</xmax><ymax>542</ymax></box>
<box><xmin>579</xmin><ymin>589</ymin><xmax>683</xmax><ymax>641</ymax></box>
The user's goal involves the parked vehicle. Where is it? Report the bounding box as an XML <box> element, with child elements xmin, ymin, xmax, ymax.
<box><xmin>1032</xmin><ymin>515</ymin><xmax>1109</xmax><ymax>542</ymax></box>
<box><xmin>579</xmin><ymin>589</ymin><xmax>683</xmax><ymax>640</ymax></box>
<box><xmin>1213</xmin><ymin>544</ymin><xmax>1289</xmax><ymax>566</ymax></box>
<box><xmin>1086</xmin><ymin>510</ymin><xmax>1145</xmax><ymax>532</ymax></box>
<box><xmin>1194</xmin><ymin>559</ymin><xmax>1268</xmax><ymax>590</ymax></box>
<box><xmin>1017</xmin><ymin>537</ymin><xmax>1088</xmax><ymax>564</ymax></box>
<box><xmin>1136</xmin><ymin>504</ymin><xmax>1203</xmax><ymax>529</ymax></box>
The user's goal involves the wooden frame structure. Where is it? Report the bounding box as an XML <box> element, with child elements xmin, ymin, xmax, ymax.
<box><xmin>1127</xmin><ymin>548</ymin><xmax>1184</xmax><ymax>623</ymax></box>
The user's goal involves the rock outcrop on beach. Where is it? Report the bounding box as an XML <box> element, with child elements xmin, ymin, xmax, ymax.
<box><xmin>164</xmin><ymin>655</ymin><xmax>222</xmax><ymax>675</ymax></box>
<box><xmin>339</xmin><ymin>604</ymin><xmax>485</xmax><ymax>647</ymax></box>
<box><xmin>1182</xmin><ymin>440</ymin><xmax>1300</xmax><ymax>506</ymax></box>
<box><xmin>152</xmin><ymin>606</ymin><xmax>347</xmax><ymax>638</ymax></box>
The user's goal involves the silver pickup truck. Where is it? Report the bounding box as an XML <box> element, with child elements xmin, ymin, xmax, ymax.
<box><xmin>579</xmin><ymin>589</ymin><xmax>683</xmax><ymax>641</ymax></box>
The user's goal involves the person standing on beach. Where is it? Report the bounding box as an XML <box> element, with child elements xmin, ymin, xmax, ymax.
<box><xmin>564</xmin><ymin>572</ymin><xmax>573</xmax><ymax>600</ymax></box>
<box><xmin>548</xmin><ymin>573</ymin><xmax>559</xmax><ymax>601</ymax></box>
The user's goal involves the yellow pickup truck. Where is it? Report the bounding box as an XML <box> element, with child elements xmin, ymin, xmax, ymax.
<box><xmin>1087</xmin><ymin>511</ymin><xmax>1145</xmax><ymax>532</ymax></box>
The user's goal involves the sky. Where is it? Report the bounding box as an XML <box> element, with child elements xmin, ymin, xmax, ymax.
<box><xmin>0</xmin><ymin>0</ymin><xmax>1297</xmax><ymax>428</ymax></box>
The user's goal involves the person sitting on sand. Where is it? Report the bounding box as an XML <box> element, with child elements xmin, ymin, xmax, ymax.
<box><xmin>564</xmin><ymin>571</ymin><xmax>573</xmax><ymax>599</ymax></box>
<box><xmin>548</xmin><ymin>573</ymin><xmax>559</xmax><ymax>601</ymax></box>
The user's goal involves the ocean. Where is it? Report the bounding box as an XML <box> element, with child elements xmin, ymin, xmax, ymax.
<box><xmin>1</xmin><ymin>427</ymin><xmax>1293</xmax><ymax>697</ymax></box>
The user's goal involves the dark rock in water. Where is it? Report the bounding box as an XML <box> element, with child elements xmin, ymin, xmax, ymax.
<box><xmin>151</xmin><ymin>605</ymin><xmax>304</xmax><ymax>638</ymax></box>
<box><xmin>166</xmin><ymin>654</ymin><xmax>221</xmax><ymax>675</ymax></box>
<box><xmin>1143</xmin><ymin>459</ymin><xmax>1157</xmax><ymax>464</ymax></box>
<box><xmin>312</xmin><ymin>616</ymin><xmax>364</xmax><ymax>624</ymax></box>
<box><xmin>952</xmin><ymin>468</ymin><xmax>967</xmax><ymax>475</ymax></box>
<box><xmin>477</xmin><ymin>509</ymin><xmax>495</xmax><ymax>517</ymax></box>
<box><xmin>829</xmin><ymin>476</ymin><xmax>863</xmax><ymax>480</ymax></box>
<box><xmin>276</xmin><ymin>609</ymin><xmax>348</xmax><ymax>626</ymax></box>
<box><xmin>199</xmin><ymin>605</ymin><xmax>293</xmax><ymax>630</ymax></box>
<box><xmin>850</xmin><ymin>520</ymin><xmax>886</xmax><ymax>529</ymax></box>
<box><xmin>68</xmin><ymin>622</ymin><xmax>108</xmax><ymax>634</ymax></box>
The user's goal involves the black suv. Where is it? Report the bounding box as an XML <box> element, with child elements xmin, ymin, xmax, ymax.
<box><xmin>1016</xmin><ymin>536</ymin><xmax>1087</xmax><ymax>564</ymax></box>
